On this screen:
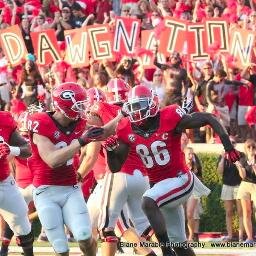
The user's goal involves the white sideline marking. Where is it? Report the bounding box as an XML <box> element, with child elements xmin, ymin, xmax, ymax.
<box><xmin>7</xmin><ymin>246</ymin><xmax>256</xmax><ymax>255</ymax></box>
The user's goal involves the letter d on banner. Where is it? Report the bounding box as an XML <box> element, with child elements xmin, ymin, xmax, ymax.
<box><xmin>0</xmin><ymin>25</ymin><xmax>27</xmax><ymax>66</ymax></box>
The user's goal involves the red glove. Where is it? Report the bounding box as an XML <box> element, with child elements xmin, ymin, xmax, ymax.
<box><xmin>225</xmin><ymin>149</ymin><xmax>240</xmax><ymax>163</ymax></box>
<box><xmin>103</xmin><ymin>136</ymin><xmax>119</xmax><ymax>151</ymax></box>
<box><xmin>78</xmin><ymin>126</ymin><xmax>104</xmax><ymax>146</ymax></box>
<box><xmin>0</xmin><ymin>143</ymin><xmax>10</xmax><ymax>159</ymax></box>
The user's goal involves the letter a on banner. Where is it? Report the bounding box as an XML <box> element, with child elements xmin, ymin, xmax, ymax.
<box><xmin>31</xmin><ymin>29</ymin><xmax>61</xmax><ymax>65</ymax></box>
<box><xmin>0</xmin><ymin>25</ymin><xmax>27</xmax><ymax>66</ymax></box>
<box><xmin>230</xmin><ymin>28</ymin><xmax>255</xmax><ymax>69</ymax></box>
<box><xmin>113</xmin><ymin>17</ymin><xmax>141</xmax><ymax>55</ymax></box>
<box><xmin>64</xmin><ymin>28</ymin><xmax>89</xmax><ymax>68</ymax></box>
<box><xmin>87</xmin><ymin>24</ymin><xmax>113</xmax><ymax>61</ymax></box>
<box><xmin>141</xmin><ymin>30</ymin><xmax>165</xmax><ymax>68</ymax></box>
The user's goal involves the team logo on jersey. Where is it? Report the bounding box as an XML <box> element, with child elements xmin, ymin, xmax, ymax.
<box><xmin>54</xmin><ymin>131</ymin><xmax>60</xmax><ymax>139</ymax></box>
<box><xmin>128</xmin><ymin>134</ymin><xmax>136</xmax><ymax>142</ymax></box>
<box><xmin>60</xmin><ymin>90</ymin><xmax>75</xmax><ymax>100</ymax></box>
<box><xmin>162</xmin><ymin>133</ymin><xmax>168</xmax><ymax>140</ymax></box>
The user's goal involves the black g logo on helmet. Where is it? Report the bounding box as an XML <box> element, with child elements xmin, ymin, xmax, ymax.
<box><xmin>60</xmin><ymin>90</ymin><xmax>75</xmax><ymax>100</ymax></box>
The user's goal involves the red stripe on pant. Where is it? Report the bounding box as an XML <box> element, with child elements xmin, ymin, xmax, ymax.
<box><xmin>156</xmin><ymin>171</ymin><xmax>192</xmax><ymax>205</ymax></box>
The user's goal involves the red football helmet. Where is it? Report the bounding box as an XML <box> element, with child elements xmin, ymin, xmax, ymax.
<box><xmin>122</xmin><ymin>85</ymin><xmax>159</xmax><ymax>123</ymax></box>
<box><xmin>106</xmin><ymin>78</ymin><xmax>130</xmax><ymax>104</ymax></box>
<box><xmin>52</xmin><ymin>82</ymin><xmax>88</xmax><ymax>120</ymax></box>
<box><xmin>87</xmin><ymin>87</ymin><xmax>106</xmax><ymax>105</ymax></box>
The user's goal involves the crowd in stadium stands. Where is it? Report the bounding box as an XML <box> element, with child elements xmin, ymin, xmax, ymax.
<box><xmin>0</xmin><ymin>0</ymin><xmax>256</xmax><ymax>255</ymax></box>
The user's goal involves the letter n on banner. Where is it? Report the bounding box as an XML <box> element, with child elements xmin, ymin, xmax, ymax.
<box><xmin>64</xmin><ymin>28</ymin><xmax>89</xmax><ymax>68</ymax></box>
<box><xmin>141</xmin><ymin>30</ymin><xmax>165</xmax><ymax>68</ymax></box>
<box><xmin>113</xmin><ymin>17</ymin><xmax>141</xmax><ymax>55</ymax></box>
<box><xmin>205</xmin><ymin>19</ymin><xmax>229</xmax><ymax>52</ymax></box>
<box><xmin>31</xmin><ymin>29</ymin><xmax>61</xmax><ymax>65</ymax></box>
<box><xmin>187</xmin><ymin>23</ymin><xmax>208</xmax><ymax>61</ymax></box>
<box><xmin>0</xmin><ymin>25</ymin><xmax>27</xmax><ymax>66</ymax></box>
<box><xmin>230</xmin><ymin>29</ymin><xmax>255</xmax><ymax>69</ymax></box>
<box><xmin>87</xmin><ymin>24</ymin><xmax>113</xmax><ymax>61</ymax></box>
<box><xmin>158</xmin><ymin>17</ymin><xmax>187</xmax><ymax>56</ymax></box>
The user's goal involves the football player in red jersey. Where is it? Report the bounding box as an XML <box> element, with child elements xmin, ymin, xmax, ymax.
<box><xmin>0</xmin><ymin>111</ymin><xmax>34</xmax><ymax>256</ymax></box>
<box><xmin>1</xmin><ymin>110</ymin><xmax>37</xmax><ymax>256</ymax></box>
<box><xmin>100</xmin><ymin>85</ymin><xmax>240</xmax><ymax>256</ymax></box>
<box><xmin>27</xmin><ymin>82</ymin><xmax>104</xmax><ymax>256</ymax></box>
<box><xmin>79</xmin><ymin>85</ymin><xmax>157</xmax><ymax>256</ymax></box>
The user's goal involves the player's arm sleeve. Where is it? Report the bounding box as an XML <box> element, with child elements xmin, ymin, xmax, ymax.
<box><xmin>175</xmin><ymin>112</ymin><xmax>233</xmax><ymax>151</ymax></box>
<box><xmin>106</xmin><ymin>140</ymin><xmax>130</xmax><ymax>173</ymax></box>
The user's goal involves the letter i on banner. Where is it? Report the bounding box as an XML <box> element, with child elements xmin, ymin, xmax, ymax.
<box><xmin>0</xmin><ymin>25</ymin><xmax>28</xmax><ymax>66</ymax></box>
<box><xmin>187</xmin><ymin>23</ymin><xmax>209</xmax><ymax>61</ymax></box>
<box><xmin>64</xmin><ymin>28</ymin><xmax>89</xmax><ymax>68</ymax></box>
<box><xmin>229</xmin><ymin>28</ymin><xmax>255</xmax><ymax>69</ymax></box>
<box><xmin>31</xmin><ymin>29</ymin><xmax>61</xmax><ymax>65</ymax></box>
<box><xmin>113</xmin><ymin>17</ymin><xmax>141</xmax><ymax>56</ymax></box>
<box><xmin>141</xmin><ymin>30</ymin><xmax>165</xmax><ymax>68</ymax></box>
<box><xmin>87</xmin><ymin>24</ymin><xmax>114</xmax><ymax>61</ymax></box>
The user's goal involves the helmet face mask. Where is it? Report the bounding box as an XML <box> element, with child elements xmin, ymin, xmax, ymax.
<box><xmin>123</xmin><ymin>85</ymin><xmax>159</xmax><ymax>124</ymax></box>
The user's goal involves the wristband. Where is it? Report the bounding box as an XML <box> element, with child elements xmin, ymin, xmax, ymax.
<box><xmin>9</xmin><ymin>146</ymin><xmax>21</xmax><ymax>157</ymax></box>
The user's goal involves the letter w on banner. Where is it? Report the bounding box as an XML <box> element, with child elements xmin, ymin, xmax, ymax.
<box><xmin>31</xmin><ymin>29</ymin><xmax>61</xmax><ymax>65</ymax></box>
<box><xmin>229</xmin><ymin>28</ymin><xmax>255</xmax><ymax>69</ymax></box>
<box><xmin>113</xmin><ymin>17</ymin><xmax>141</xmax><ymax>56</ymax></box>
<box><xmin>0</xmin><ymin>25</ymin><xmax>27</xmax><ymax>66</ymax></box>
<box><xmin>64</xmin><ymin>28</ymin><xmax>89</xmax><ymax>68</ymax></box>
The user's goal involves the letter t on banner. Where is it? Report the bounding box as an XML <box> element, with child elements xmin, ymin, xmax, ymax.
<box><xmin>0</xmin><ymin>25</ymin><xmax>28</xmax><ymax>66</ymax></box>
<box><xmin>31</xmin><ymin>29</ymin><xmax>61</xmax><ymax>65</ymax></box>
<box><xmin>113</xmin><ymin>17</ymin><xmax>141</xmax><ymax>56</ymax></box>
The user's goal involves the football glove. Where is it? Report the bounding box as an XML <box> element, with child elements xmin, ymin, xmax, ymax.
<box><xmin>0</xmin><ymin>143</ymin><xmax>10</xmax><ymax>159</ymax></box>
<box><xmin>103</xmin><ymin>136</ymin><xmax>119</xmax><ymax>151</ymax></box>
<box><xmin>78</xmin><ymin>126</ymin><xmax>104</xmax><ymax>146</ymax></box>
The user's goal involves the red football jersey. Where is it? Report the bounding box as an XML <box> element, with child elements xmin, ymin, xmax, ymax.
<box><xmin>116</xmin><ymin>105</ymin><xmax>189</xmax><ymax>183</ymax></box>
<box><xmin>89</xmin><ymin>102</ymin><xmax>120</xmax><ymax>179</ymax></box>
<box><xmin>91</xmin><ymin>102</ymin><xmax>147</xmax><ymax>176</ymax></box>
<box><xmin>14</xmin><ymin>157</ymin><xmax>33</xmax><ymax>188</ymax></box>
<box><xmin>28</xmin><ymin>112</ymin><xmax>86</xmax><ymax>187</ymax></box>
<box><xmin>0</xmin><ymin>111</ymin><xmax>16</xmax><ymax>181</ymax></box>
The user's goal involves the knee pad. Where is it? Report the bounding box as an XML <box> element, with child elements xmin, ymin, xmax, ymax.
<box><xmin>16</xmin><ymin>231</ymin><xmax>34</xmax><ymax>248</ymax></box>
<box><xmin>141</xmin><ymin>226</ymin><xmax>155</xmax><ymax>241</ymax></box>
<box><xmin>99</xmin><ymin>229</ymin><xmax>118</xmax><ymax>243</ymax></box>
<box><xmin>74</xmin><ymin>226</ymin><xmax>91</xmax><ymax>241</ymax></box>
